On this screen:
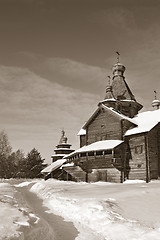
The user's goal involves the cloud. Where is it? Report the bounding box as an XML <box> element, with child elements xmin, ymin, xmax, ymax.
<box><xmin>0</xmin><ymin>55</ymin><xmax>158</xmax><ymax>162</ymax></box>
<box><xmin>0</xmin><ymin>63</ymin><xmax>102</xmax><ymax>162</ymax></box>
<box><xmin>26</xmin><ymin>56</ymin><xmax>107</xmax><ymax>95</ymax></box>
<box><xmin>13</xmin><ymin>52</ymin><xmax>108</xmax><ymax>94</ymax></box>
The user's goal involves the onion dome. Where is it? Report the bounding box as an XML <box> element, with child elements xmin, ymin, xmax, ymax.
<box><xmin>112</xmin><ymin>62</ymin><xmax>126</xmax><ymax>77</ymax></box>
<box><xmin>152</xmin><ymin>99</ymin><xmax>160</xmax><ymax>109</ymax></box>
<box><xmin>59</xmin><ymin>129</ymin><xmax>68</xmax><ymax>144</ymax></box>
<box><xmin>152</xmin><ymin>90</ymin><xmax>160</xmax><ymax>109</ymax></box>
<box><xmin>104</xmin><ymin>85</ymin><xmax>114</xmax><ymax>99</ymax></box>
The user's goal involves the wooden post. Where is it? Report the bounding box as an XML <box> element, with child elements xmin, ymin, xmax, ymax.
<box><xmin>120</xmin><ymin>164</ymin><xmax>123</xmax><ymax>183</ymax></box>
<box><xmin>86</xmin><ymin>152</ymin><xmax>89</xmax><ymax>183</ymax></box>
<box><xmin>103</xmin><ymin>150</ymin><xmax>105</xmax><ymax>160</ymax></box>
<box><xmin>145</xmin><ymin>134</ymin><xmax>150</xmax><ymax>183</ymax></box>
<box><xmin>157</xmin><ymin>130</ymin><xmax>160</xmax><ymax>177</ymax></box>
<box><xmin>112</xmin><ymin>149</ymin><xmax>114</xmax><ymax>160</ymax></box>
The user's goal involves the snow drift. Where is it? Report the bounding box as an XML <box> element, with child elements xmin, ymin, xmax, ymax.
<box><xmin>31</xmin><ymin>179</ymin><xmax>160</xmax><ymax>240</ymax></box>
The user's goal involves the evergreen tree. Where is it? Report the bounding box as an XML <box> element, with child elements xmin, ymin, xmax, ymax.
<box><xmin>8</xmin><ymin>149</ymin><xmax>25</xmax><ymax>178</ymax></box>
<box><xmin>25</xmin><ymin>148</ymin><xmax>44</xmax><ymax>178</ymax></box>
<box><xmin>0</xmin><ymin>130</ymin><xmax>12</xmax><ymax>178</ymax></box>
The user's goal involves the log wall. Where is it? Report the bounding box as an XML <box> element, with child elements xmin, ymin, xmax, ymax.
<box><xmin>80</xmin><ymin>135</ymin><xmax>86</xmax><ymax>147</ymax></box>
<box><xmin>127</xmin><ymin>135</ymin><xmax>146</xmax><ymax>180</ymax></box>
<box><xmin>158</xmin><ymin>124</ymin><xmax>160</xmax><ymax>176</ymax></box>
<box><xmin>87</xmin><ymin>109</ymin><xmax>122</xmax><ymax>145</ymax></box>
<box><xmin>88</xmin><ymin>168</ymin><xmax>121</xmax><ymax>183</ymax></box>
<box><xmin>148</xmin><ymin>123</ymin><xmax>160</xmax><ymax>179</ymax></box>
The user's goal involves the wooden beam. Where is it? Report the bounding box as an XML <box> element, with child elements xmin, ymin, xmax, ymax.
<box><xmin>145</xmin><ymin>134</ymin><xmax>150</xmax><ymax>183</ymax></box>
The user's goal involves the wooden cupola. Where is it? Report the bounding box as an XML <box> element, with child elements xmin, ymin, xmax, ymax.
<box><xmin>100</xmin><ymin>53</ymin><xmax>143</xmax><ymax>118</ymax></box>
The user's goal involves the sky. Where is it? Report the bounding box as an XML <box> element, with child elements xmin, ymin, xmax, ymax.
<box><xmin>0</xmin><ymin>0</ymin><xmax>160</xmax><ymax>163</ymax></box>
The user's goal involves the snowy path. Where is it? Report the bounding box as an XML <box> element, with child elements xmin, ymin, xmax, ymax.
<box><xmin>16</xmin><ymin>183</ymin><xmax>78</xmax><ymax>240</ymax></box>
<box><xmin>0</xmin><ymin>180</ymin><xmax>78</xmax><ymax>240</ymax></box>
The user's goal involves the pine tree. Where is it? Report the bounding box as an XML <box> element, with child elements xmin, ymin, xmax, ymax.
<box><xmin>0</xmin><ymin>130</ymin><xmax>12</xmax><ymax>178</ymax></box>
<box><xmin>8</xmin><ymin>149</ymin><xmax>25</xmax><ymax>178</ymax></box>
<box><xmin>25</xmin><ymin>148</ymin><xmax>44</xmax><ymax>178</ymax></box>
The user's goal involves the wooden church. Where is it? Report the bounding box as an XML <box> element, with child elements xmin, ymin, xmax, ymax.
<box><xmin>63</xmin><ymin>55</ymin><xmax>160</xmax><ymax>183</ymax></box>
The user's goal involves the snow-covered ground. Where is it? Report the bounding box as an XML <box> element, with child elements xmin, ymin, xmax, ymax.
<box><xmin>1</xmin><ymin>179</ymin><xmax>160</xmax><ymax>240</ymax></box>
<box><xmin>0</xmin><ymin>179</ymin><xmax>39</xmax><ymax>240</ymax></box>
<box><xmin>31</xmin><ymin>179</ymin><xmax>160</xmax><ymax>240</ymax></box>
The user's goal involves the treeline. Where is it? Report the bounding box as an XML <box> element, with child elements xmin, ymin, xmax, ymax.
<box><xmin>0</xmin><ymin>130</ymin><xmax>45</xmax><ymax>179</ymax></box>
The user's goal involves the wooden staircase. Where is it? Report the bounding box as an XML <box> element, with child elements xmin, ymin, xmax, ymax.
<box><xmin>63</xmin><ymin>166</ymin><xmax>86</xmax><ymax>182</ymax></box>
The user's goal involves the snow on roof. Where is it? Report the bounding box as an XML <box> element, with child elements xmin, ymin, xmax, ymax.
<box><xmin>125</xmin><ymin>109</ymin><xmax>160</xmax><ymax>136</ymax></box>
<box><xmin>54</xmin><ymin>148</ymin><xmax>73</xmax><ymax>151</ymax></box>
<box><xmin>101</xmin><ymin>104</ymin><xmax>137</xmax><ymax>125</ymax></box>
<box><xmin>61</xmin><ymin>162</ymin><xmax>74</xmax><ymax>168</ymax></box>
<box><xmin>82</xmin><ymin>104</ymin><xmax>137</xmax><ymax>130</ymax></box>
<box><xmin>99</xmin><ymin>98</ymin><xmax>117</xmax><ymax>103</ymax></box>
<box><xmin>41</xmin><ymin>159</ymin><xmax>67</xmax><ymax>173</ymax></box>
<box><xmin>65</xmin><ymin>140</ymin><xmax>123</xmax><ymax>158</ymax></box>
<box><xmin>77</xmin><ymin>128</ymin><xmax>86</xmax><ymax>136</ymax></box>
<box><xmin>121</xmin><ymin>99</ymin><xmax>136</xmax><ymax>102</ymax></box>
<box><xmin>51</xmin><ymin>154</ymin><xmax>66</xmax><ymax>157</ymax></box>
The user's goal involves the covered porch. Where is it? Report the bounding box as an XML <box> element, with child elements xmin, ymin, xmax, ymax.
<box><xmin>65</xmin><ymin>140</ymin><xmax>126</xmax><ymax>183</ymax></box>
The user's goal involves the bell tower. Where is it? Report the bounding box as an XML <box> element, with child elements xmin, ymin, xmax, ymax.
<box><xmin>51</xmin><ymin>129</ymin><xmax>74</xmax><ymax>163</ymax></box>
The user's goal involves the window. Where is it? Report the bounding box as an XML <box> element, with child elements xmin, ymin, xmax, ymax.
<box><xmin>80</xmin><ymin>152</ymin><xmax>86</xmax><ymax>157</ymax></box>
<box><xmin>88</xmin><ymin>152</ymin><xmax>94</xmax><ymax>156</ymax></box>
<box><xmin>135</xmin><ymin>145</ymin><xmax>143</xmax><ymax>154</ymax></box>
<box><xmin>104</xmin><ymin>150</ymin><xmax>112</xmax><ymax>155</ymax></box>
<box><xmin>137</xmin><ymin>164</ymin><xmax>142</xmax><ymax>168</ymax></box>
<box><xmin>96</xmin><ymin>151</ymin><xmax>103</xmax><ymax>156</ymax></box>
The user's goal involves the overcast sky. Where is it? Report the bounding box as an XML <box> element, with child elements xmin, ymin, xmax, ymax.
<box><xmin>0</xmin><ymin>0</ymin><xmax>160</xmax><ymax>163</ymax></box>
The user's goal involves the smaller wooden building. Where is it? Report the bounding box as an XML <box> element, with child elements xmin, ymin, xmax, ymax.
<box><xmin>51</xmin><ymin>129</ymin><xmax>74</xmax><ymax>162</ymax></box>
<box><xmin>41</xmin><ymin>130</ymin><xmax>74</xmax><ymax>180</ymax></box>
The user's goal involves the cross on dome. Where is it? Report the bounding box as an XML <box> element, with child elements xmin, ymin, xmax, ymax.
<box><xmin>116</xmin><ymin>51</ymin><xmax>120</xmax><ymax>63</ymax></box>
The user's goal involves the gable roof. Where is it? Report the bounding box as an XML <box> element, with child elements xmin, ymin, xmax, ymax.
<box><xmin>125</xmin><ymin>109</ymin><xmax>160</xmax><ymax>136</ymax></box>
<box><xmin>101</xmin><ymin>104</ymin><xmax>137</xmax><ymax>124</ymax></box>
<box><xmin>82</xmin><ymin>104</ymin><xmax>137</xmax><ymax>130</ymax></box>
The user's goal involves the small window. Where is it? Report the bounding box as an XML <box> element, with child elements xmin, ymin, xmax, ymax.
<box><xmin>104</xmin><ymin>150</ymin><xmax>112</xmax><ymax>155</ymax></box>
<box><xmin>80</xmin><ymin>152</ymin><xmax>86</xmax><ymax>157</ymax></box>
<box><xmin>137</xmin><ymin>164</ymin><xmax>142</xmax><ymax>168</ymax></box>
<box><xmin>88</xmin><ymin>152</ymin><xmax>94</xmax><ymax>156</ymax></box>
<box><xmin>96</xmin><ymin>151</ymin><xmax>103</xmax><ymax>156</ymax></box>
<box><xmin>135</xmin><ymin>145</ymin><xmax>143</xmax><ymax>154</ymax></box>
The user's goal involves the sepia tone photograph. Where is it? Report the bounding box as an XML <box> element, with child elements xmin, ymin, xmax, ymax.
<box><xmin>0</xmin><ymin>0</ymin><xmax>160</xmax><ymax>239</ymax></box>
